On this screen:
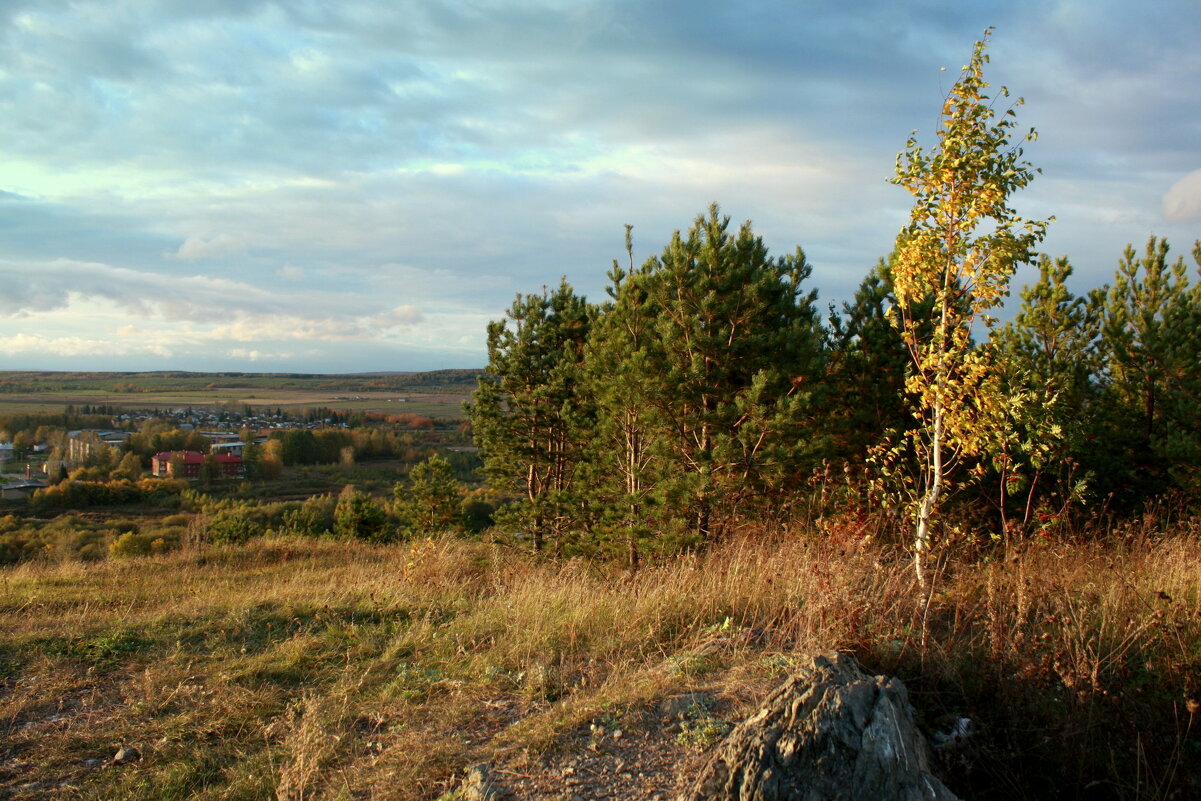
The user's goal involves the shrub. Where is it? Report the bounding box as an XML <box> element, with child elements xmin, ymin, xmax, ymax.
<box><xmin>109</xmin><ymin>530</ymin><xmax>154</xmax><ymax>559</ymax></box>
<box><xmin>394</xmin><ymin>454</ymin><xmax>464</xmax><ymax>535</ymax></box>
<box><xmin>282</xmin><ymin>494</ymin><xmax>337</xmax><ymax>538</ymax></box>
<box><xmin>334</xmin><ymin>486</ymin><xmax>393</xmax><ymax>542</ymax></box>
<box><xmin>207</xmin><ymin>508</ymin><xmax>264</xmax><ymax>545</ymax></box>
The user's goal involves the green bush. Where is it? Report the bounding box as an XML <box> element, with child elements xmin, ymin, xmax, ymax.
<box><xmin>281</xmin><ymin>494</ymin><xmax>337</xmax><ymax>537</ymax></box>
<box><xmin>334</xmin><ymin>486</ymin><xmax>393</xmax><ymax>542</ymax></box>
<box><xmin>109</xmin><ymin>530</ymin><xmax>154</xmax><ymax>559</ymax></box>
<box><xmin>206</xmin><ymin>508</ymin><xmax>264</xmax><ymax>545</ymax></box>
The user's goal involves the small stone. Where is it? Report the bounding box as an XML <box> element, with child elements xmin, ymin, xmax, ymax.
<box><xmin>611</xmin><ymin>729</ymin><xmax>623</xmax><ymax>740</ymax></box>
<box><xmin>457</xmin><ymin>763</ymin><xmax>510</xmax><ymax>800</ymax></box>
<box><xmin>112</xmin><ymin>745</ymin><xmax>140</xmax><ymax>765</ymax></box>
<box><xmin>659</xmin><ymin>692</ymin><xmax>714</xmax><ymax>719</ymax></box>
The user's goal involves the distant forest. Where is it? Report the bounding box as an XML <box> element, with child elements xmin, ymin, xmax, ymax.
<box><xmin>0</xmin><ymin>369</ymin><xmax>480</xmax><ymax>395</ymax></box>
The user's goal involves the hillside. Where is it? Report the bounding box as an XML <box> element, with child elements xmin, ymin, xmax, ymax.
<box><xmin>2</xmin><ymin>527</ymin><xmax>1198</xmax><ymax>800</ymax></box>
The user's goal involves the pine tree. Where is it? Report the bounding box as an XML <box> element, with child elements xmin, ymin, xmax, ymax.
<box><xmin>1099</xmin><ymin>237</ymin><xmax>1201</xmax><ymax>497</ymax></box>
<box><xmin>596</xmin><ymin>205</ymin><xmax>825</xmax><ymax>544</ymax></box>
<box><xmin>395</xmin><ymin>453</ymin><xmax>464</xmax><ymax>534</ymax></box>
<box><xmin>582</xmin><ymin>226</ymin><xmax>660</xmax><ymax>566</ymax></box>
<box><xmin>333</xmin><ymin>485</ymin><xmax>391</xmax><ymax>542</ymax></box>
<box><xmin>467</xmin><ymin>279</ymin><xmax>593</xmax><ymax>553</ymax></box>
<box><xmin>827</xmin><ymin>257</ymin><xmax>914</xmax><ymax>462</ymax></box>
<box><xmin>991</xmin><ymin>255</ymin><xmax>1102</xmax><ymax>534</ymax></box>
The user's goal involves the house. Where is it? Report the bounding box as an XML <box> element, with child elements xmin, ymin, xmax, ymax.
<box><xmin>65</xmin><ymin>430</ymin><xmax>129</xmax><ymax>464</ymax></box>
<box><xmin>0</xmin><ymin>443</ymin><xmax>12</xmax><ymax>463</ymax></box>
<box><xmin>151</xmin><ymin>451</ymin><xmax>244</xmax><ymax>480</ymax></box>
<box><xmin>209</xmin><ymin>441</ymin><xmax>245</xmax><ymax>458</ymax></box>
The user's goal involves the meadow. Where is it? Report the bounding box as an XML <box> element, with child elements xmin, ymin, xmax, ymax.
<box><xmin>0</xmin><ymin>370</ymin><xmax>476</xmax><ymax>418</ymax></box>
<box><xmin>2</xmin><ymin>370</ymin><xmax>1199</xmax><ymax>800</ymax></box>
<box><xmin>2</xmin><ymin>520</ymin><xmax>1198</xmax><ymax>800</ymax></box>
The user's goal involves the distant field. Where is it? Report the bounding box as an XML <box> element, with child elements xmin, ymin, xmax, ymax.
<box><xmin>0</xmin><ymin>370</ymin><xmax>480</xmax><ymax>417</ymax></box>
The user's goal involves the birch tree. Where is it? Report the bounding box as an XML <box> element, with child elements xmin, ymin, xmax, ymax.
<box><xmin>887</xmin><ymin>29</ymin><xmax>1049</xmax><ymax>588</ymax></box>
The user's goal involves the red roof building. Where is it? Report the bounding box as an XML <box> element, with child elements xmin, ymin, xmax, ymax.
<box><xmin>151</xmin><ymin>450</ymin><xmax>244</xmax><ymax>480</ymax></box>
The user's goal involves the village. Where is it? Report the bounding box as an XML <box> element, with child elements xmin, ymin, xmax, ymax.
<box><xmin>0</xmin><ymin>404</ymin><xmax>349</xmax><ymax>501</ymax></box>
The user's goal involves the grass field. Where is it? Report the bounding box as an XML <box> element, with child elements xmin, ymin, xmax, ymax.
<box><xmin>0</xmin><ymin>371</ymin><xmax>479</xmax><ymax>417</ymax></box>
<box><xmin>2</xmin><ymin>524</ymin><xmax>1198</xmax><ymax>800</ymax></box>
<box><xmin>0</xmin><ymin>390</ymin><xmax>468</xmax><ymax>419</ymax></box>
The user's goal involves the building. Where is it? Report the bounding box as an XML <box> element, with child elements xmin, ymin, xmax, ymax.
<box><xmin>1</xmin><ymin>480</ymin><xmax>48</xmax><ymax>501</ymax></box>
<box><xmin>65</xmin><ymin>430</ymin><xmax>129</xmax><ymax>464</ymax></box>
<box><xmin>151</xmin><ymin>450</ymin><xmax>244</xmax><ymax>480</ymax></box>
<box><xmin>209</xmin><ymin>441</ymin><xmax>245</xmax><ymax>458</ymax></box>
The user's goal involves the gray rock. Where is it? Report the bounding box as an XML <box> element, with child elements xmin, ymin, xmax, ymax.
<box><xmin>680</xmin><ymin>652</ymin><xmax>959</xmax><ymax>801</ymax></box>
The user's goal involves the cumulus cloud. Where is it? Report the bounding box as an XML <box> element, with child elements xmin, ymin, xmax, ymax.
<box><xmin>0</xmin><ymin>258</ymin><xmax>280</xmax><ymax>319</ymax></box>
<box><xmin>374</xmin><ymin>304</ymin><xmax>424</xmax><ymax>328</ymax></box>
<box><xmin>206</xmin><ymin>317</ymin><xmax>379</xmax><ymax>342</ymax></box>
<box><xmin>3</xmin><ymin>1</ymin><xmax>1201</xmax><ymax>373</ymax></box>
<box><xmin>173</xmin><ymin>234</ymin><xmax>245</xmax><ymax>261</ymax></box>
<box><xmin>228</xmin><ymin>348</ymin><xmax>295</xmax><ymax>361</ymax></box>
<box><xmin>0</xmin><ymin>332</ymin><xmax>173</xmax><ymax>358</ymax></box>
<box><xmin>1163</xmin><ymin>170</ymin><xmax>1201</xmax><ymax>222</ymax></box>
<box><xmin>0</xmin><ymin>257</ymin><xmax>428</xmax><ymax>347</ymax></box>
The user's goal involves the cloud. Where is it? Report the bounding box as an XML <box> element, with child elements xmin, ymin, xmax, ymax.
<box><xmin>276</xmin><ymin>264</ymin><xmax>305</xmax><ymax>279</ymax></box>
<box><xmin>374</xmin><ymin>304</ymin><xmax>424</xmax><ymax>328</ymax></box>
<box><xmin>0</xmin><ymin>257</ymin><xmax>433</xmax><ymax>360</ymax></box>
<box><xmin>228</xmin><ymin>347</ymin><xmax>294</xmax><ymax>361</ymax></box>
<box><xmin>1163</xmin><ymin>170</ymin><xmax>1201</xmax><ymax>222</ymax></box>
<box><xmin>0</xmin><ymin>332</ymin><xmax>173</xmax><ymax>358</ymax></box>
<box><xmin>0</xmin><ymin>258</ymin><xmax>277</xmax><ymax>318</ymax></box>
<box><xmin>3</xmin><ymin>1</ymin><xmax>1201</xmax><ymax>374</ymax></box>
<box><xmin>173</xmin><ymin>234</ymin><xmax>245</xmax><ymax>261</ymax></box>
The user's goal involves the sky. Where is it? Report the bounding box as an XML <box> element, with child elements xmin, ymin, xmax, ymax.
<box><xmin>1</xmin><ymin>0</ymin><xmax>1199</xmax><ymax>374</ymax></box>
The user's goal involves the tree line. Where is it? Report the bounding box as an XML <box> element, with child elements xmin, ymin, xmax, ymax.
<box><xmin>467</xmin><ymin>35</ymin><xmax>1200</xmax><ymax>568</ymax></box>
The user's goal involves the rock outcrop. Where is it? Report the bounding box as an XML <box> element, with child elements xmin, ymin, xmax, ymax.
<box><xmin>681</xmin><ymin>652</ymin><xmax>959</xmax><ymax>801</ymax></box>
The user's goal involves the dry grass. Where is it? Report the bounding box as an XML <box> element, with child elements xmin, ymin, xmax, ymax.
<box><xmin>1</xmin><ymin>525</ymin><xmax>1198</xmax><ymax>800</ymax></box>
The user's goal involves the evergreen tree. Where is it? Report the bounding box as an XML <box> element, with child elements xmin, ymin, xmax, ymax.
<box><xmin>827</xmin><ymin>257</ymin><xmax>913</xmax><ymax>462</ymax></box>
<box><xmin>333</xmin><ymin>485</ymin><xmax>391</xmax><ymax>542</ymax></box>
<box><xmin>467</xmin><ymin>279</ymin><xmax>593</xmax><ymax>553</ymax></box>
<box><xmin>582</xmin><ymin>226</ymin><xmax>660</xmax><ymax>565</ymax></box>
<box><xmin>593</xmin><ymin>205</ymin><xmax>825</xmax><ymax>545</ymax></box>
<box><xmin>1099</xmin><ymin>237</ymin><xmax>1201</xmax><ymax>497</ymax></box>
<box><xmin>395</xmin><ymin>453</ymin><xmax>464</xmax><ymax>534</ymax></box>
<box><xmin>991</xmin><ymin>255</ymin><xmax>1102</xmax><ymax>534</ymax></box>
